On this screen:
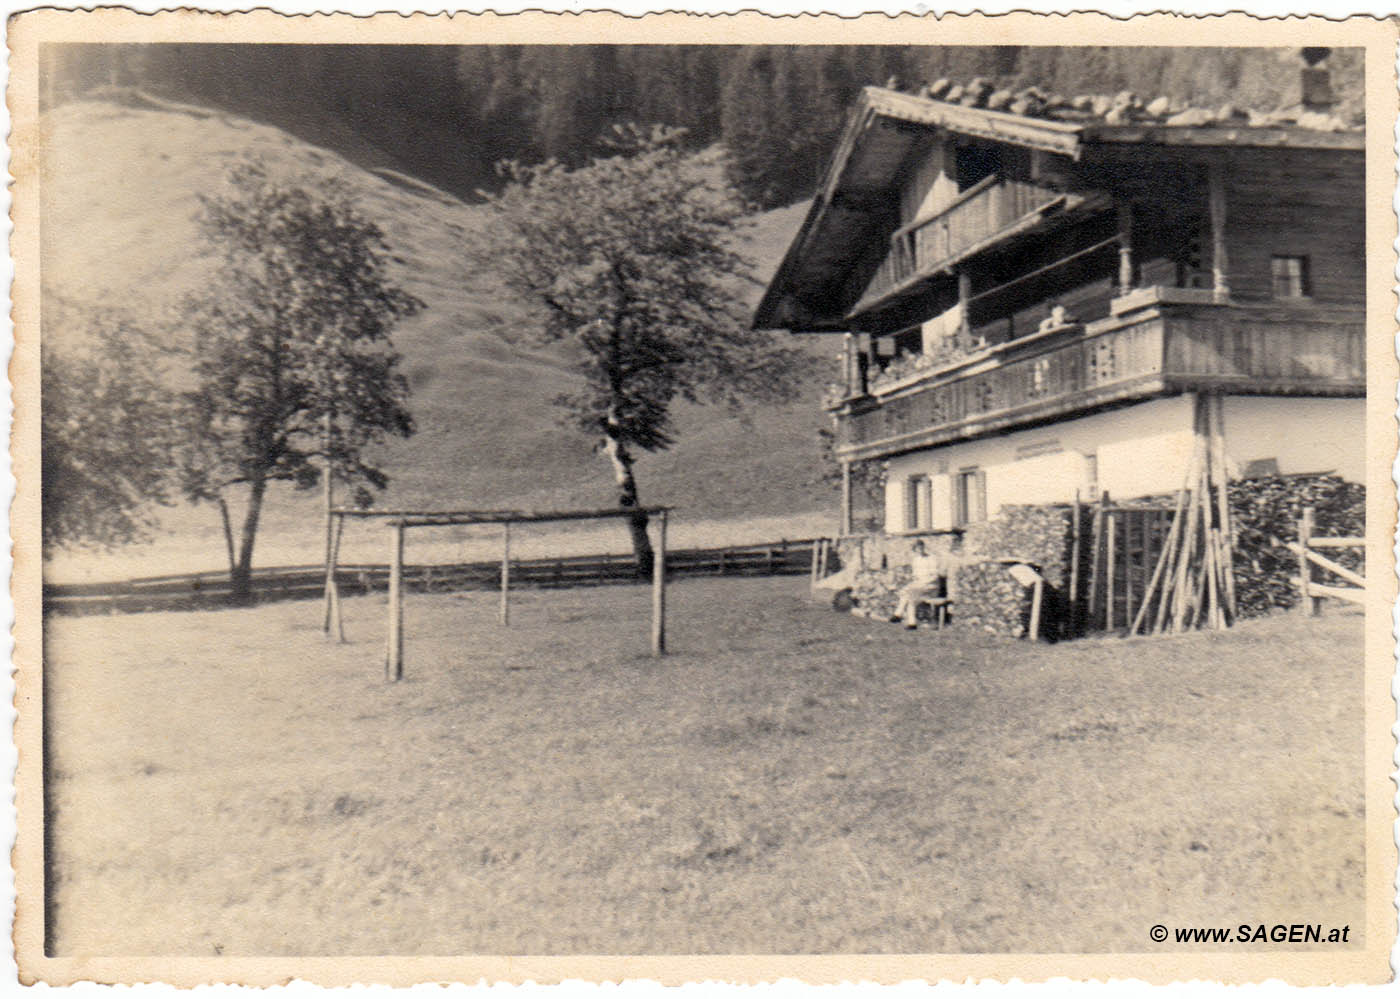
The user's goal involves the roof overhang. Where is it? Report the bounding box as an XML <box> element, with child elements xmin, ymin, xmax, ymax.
<box><xmin>753</xmin><ymin>87</ymin><xmax>1087</xmax><ymax>333</ymax></box>
<box><xmin>753</xmin><ymin>86</ymin><xmax>1364</xmax><ymax>334</ymax></box>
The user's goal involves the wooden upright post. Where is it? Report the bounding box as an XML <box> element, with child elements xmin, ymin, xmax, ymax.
<box><xmin>326</xmin><ymin>512</ymin><xmax>345</xmax><ymax>642</ymax></box>
<box><xmin>499</xmin><ymin>521</ymin><xmax>511</xmax><ymax>626</ymax></box>
<box><xmin>1116</xmin><ymin>200</ymin><xmax>1135</xmax><ymax>296</ymax></box>
<box><xmin>840</xmin><ymin>460</ymin><xmax>853</xmax><ymax>536</ymax></box>
<box><xmin>322</xmin><ymin>412</ymin><xmax>335</xmax><ymax>635</ymax></box>
<box><xmin>651</xmin><ymin>510</ymin><xmax>668</xmax><ymax>656</ymax></box>
<box><xmin>957</xmin><ymin>272</ymin><xmax>973</xmax><ymax>349</ymax></box>
<box><xmin>1105</xmin><ymin>509</ymin><xmax>1117</xmax><ymax>631</ymax></box>
<box><xmin>1069</xmin><ymin>490</ymin><xmax>1082</xmax><ymax>635</ymax></box>
<box><xmin>1208</xmin><ymin>161</ymin><xmax>1231</xmax><ymax>303</ymax></box>
<box><xmin>386</xmin><ymin>520</ymin><xmax>405</xmax><ymax>682</ymax></box>
<box><xmin>1298</xmin><ymin>507</ymin><xmax>1318</xmax><ymax>617</ymax></box>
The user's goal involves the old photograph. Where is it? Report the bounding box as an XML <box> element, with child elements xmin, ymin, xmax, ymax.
<box><xmin>9</xmin><ymin>9</ymin><xmax>1397</xmax><ymax>986</ymax></box>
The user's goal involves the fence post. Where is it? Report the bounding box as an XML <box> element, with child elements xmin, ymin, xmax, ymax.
<box><xmin>386</xmin><ymin>520</ymin><xmax>405</xmax><ymax>682</ymax></box>
<box><xmin>651</xmin><ymin>510</ymin><xmax>668</xmax><ymax>656</ymax></box>
<box><xmin>1298</xmin><ymin>507</ymin><xmax>1318</xmax><ymax>617</ymax></box>
<box><xmin>499</xmin><ymin>521</ymin><xmax>511</xmax><ymax>626</ymax></box>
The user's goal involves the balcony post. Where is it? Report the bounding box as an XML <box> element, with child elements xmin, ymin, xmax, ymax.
<box><xmin>1117</xmin><ymin>200</ymin><xmax>1135</xmax><ymax>295</ymax></box>
<box><xmin>1208</xmin><ymin>160</ymin><xmax>1231</xmax><ymax>303</ymax></box>
<box><xmin>843</xmin><ymin>332</ymin><xmax>856</xmax><ymax>396</ymax></box>
<box><xmin>958</xmin><ymin>271</ymin><xmax>973</xmax><ymax>349</ymax></box>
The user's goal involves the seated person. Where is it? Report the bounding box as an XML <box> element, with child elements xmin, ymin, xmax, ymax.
<box><xmin>894</xmin><ymin>540</ymin><xmax>954</xmax><ymax>628</ymax></box>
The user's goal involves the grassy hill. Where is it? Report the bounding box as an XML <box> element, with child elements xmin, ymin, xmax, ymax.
<box><xmin>40</xmin><ymin>95</ymin><xmax>840</xmax><ymax>582</ymax></box>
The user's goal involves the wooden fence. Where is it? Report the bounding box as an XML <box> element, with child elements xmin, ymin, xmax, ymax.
<box><xmin>1290</xmin><ymin>507</ymin><xmax>1365</xmax><ymax>615</ymax></box>
<box><xmin>43</xmin><ymin>539</ymin><xmax>820</xmax><ymax>616</ymax></box>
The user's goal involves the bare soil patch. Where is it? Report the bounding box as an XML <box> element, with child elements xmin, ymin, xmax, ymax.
<box><xmin>43</xmin><ymin>577</ymin><xmax>1363</xmax><ymax>954</ymax></box>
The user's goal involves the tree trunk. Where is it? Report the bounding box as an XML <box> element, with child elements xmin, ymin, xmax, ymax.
<box><xmin>602</xmin><ymin>431</ymin><xmax>653</xmax><ymax>577</ymax></box>
<box><xmin>229</xmin><ymin>475</ymin><xmax>268</xmax><ymax>603</ymax></box>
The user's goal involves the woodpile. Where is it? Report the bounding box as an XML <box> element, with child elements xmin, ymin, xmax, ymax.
<box><xmin>1227</xmin><ymin>473</ymin><xmax>1365</xmax><ymax>617</ymax></box>
<box><xmin>965</xmin><ymin>505</ymin><xmax>1073</xmax><ymax>589</ymax></box>
<box><xmin>952</xmin><ymin>561</ymin><xmax>1035</xmax><ymax>638</ymax></box>
<box><xmin>1126</xmin><ymin>394</ymin><xmax>1234</xmax><ymax>635</ymax></box>
<box><xmin>848</xmin><ymin>565</ymin><xmax>912</xmax><ymax>620</ymax></box>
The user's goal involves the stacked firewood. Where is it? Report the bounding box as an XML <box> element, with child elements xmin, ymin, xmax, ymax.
<box><xmin>1227</xmin><ymin>474</ymin><xmax>1365</xmax><ymax>616</ymax></box>
<box><xmin>848</xmin><ymin>565</ymin><xmax>913</xmax><ymax>620</ymax></box>
<box><xmin>1126</xmin><ymin>395</ymin><xmax>1235</xmax><ymax>635</ymax></box>
<box><xmin>952</xmin><ymin>561</ymin><xmax>1034</xmax><ymax>637</ymax></box>
<box><xmin>965</xmin><ymin>505</ymin><xmax>1072</xmax><ymax>589</ymax></box>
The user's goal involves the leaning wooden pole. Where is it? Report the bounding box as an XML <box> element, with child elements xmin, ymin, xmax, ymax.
<box><xmin>1086</xmin><ymin>494</ymin><xmax>1107</xmax><ymax>632</ymax></box>
<box><xmin>1131</xmin><ymin>490</ymin><xmax>1184</xmax><ymax>636</ymax></box>
<box><xmin>1210</xmin><ymin>393</ymin><xmax>1237</xmax><ymax>619</ymax></box>
<box><xmin>1104</xmin><ymin>509</ymin><xmax>1117</xmax><ymax>632</ymax></box>
<box><xmin>386</xmin><ymin>520</ymin><xmax>405</xmax><ymax>682</ymax></box>
<box><xmin>651</xmin><ymin>510</ymin><xmax>668</xmax><ymax>656</ymax></box>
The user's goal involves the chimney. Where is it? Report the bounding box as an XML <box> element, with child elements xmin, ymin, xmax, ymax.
<box><xmin>1300</xmin><ymin>47</ymin><xmax>1334</xmax><ymax>110</ymax></box>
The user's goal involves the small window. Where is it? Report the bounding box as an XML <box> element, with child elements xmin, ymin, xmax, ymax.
<box><xmin>953</xmin><ymin>468</ymin><xmax>987</xmax><ymax>527</ymax></box>
<box><xmin>1271</xmin><ymin>256</ymin><xmax>1310</xmax><ymax>299</ymax></box>
<box><xmin>905</xmin><ymin>475</ymin><xmax>933</xmax><ymax>532</ymax></box>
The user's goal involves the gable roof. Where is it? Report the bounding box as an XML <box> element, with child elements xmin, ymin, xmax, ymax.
<box><xmin>754</xmin><ymin>84</ymin><xmax>1363</xmax><ymax>333</ymax></box>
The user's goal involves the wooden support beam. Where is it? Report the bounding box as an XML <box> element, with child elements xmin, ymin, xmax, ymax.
<box><xmin>957</xmin><ymin>271</ymin><xmax>973</xmax><ymax>349</ymax></box>
<box><xmin>1069</xmin><ymin>490</ymin><xmax>1082</xmax><ymax>636</ymax></box>
<box><xmin>386</xmin><ymin>520</ymin><xmax>405</xmax><ymax>682</ymax></box>
<box><xmin>1208</xmin><ymin>161</ymin><xmax>1231</xmax><ymax>303</ymax></box>
<box><xmin>1209</xmin><ymin>393</ymin><xmax>1237</xmax><ymax>620</ymax></box>
<box><xmin>1117</xmin><ymin>200</ymin><xmax>1135</xmax><ymax>295</ymax></box>
<box><xmin>327</xmin><ymin>512</ymin><xmax>345</xmax><ymax>642</ymax></box>
<box><xmin>840</xmin><ymin>461</ymin><xmax>854</xmax><ymax>537</ymax></box>
<box><xmin>651</xmin><ymin>510</ymin><xmax>668</xmax><ymax>656</ymax></box>
<box><xmin>1105</xmin><ymin>510</ymin><xmax>1117</xmax><ymax>632</ymax></box>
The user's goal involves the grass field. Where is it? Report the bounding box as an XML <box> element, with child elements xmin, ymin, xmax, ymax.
<box><xmin>43</xmin><ymin>576</ymin><xmax>1364</xmax><ymax>955</ymax></box>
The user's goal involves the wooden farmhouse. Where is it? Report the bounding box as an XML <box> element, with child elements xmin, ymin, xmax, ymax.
<box><xmin>755</xmin><ymin>57</ymin><xmax>1365</xmax><ymax>537</ymax></box>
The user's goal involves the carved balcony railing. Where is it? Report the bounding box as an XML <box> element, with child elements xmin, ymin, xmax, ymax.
<box><xmin>833</xmin><ymin>299</ymin><xmax>1366</xmax><ymax>462</ymax></box>
<box><xmin>859</xmin><ymin>175</ymin><xmax>1067</xmax><ymax>307</ymax></box>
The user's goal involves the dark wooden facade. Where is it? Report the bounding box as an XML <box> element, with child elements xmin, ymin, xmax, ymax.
<box><xmin>753</xmin><ymin>85</ymin><xmax>1366</xmax><ymax>471</ymax></box>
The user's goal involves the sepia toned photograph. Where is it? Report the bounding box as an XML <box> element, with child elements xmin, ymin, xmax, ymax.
<box><xmin>8</xmin><ymin>9</ymin><xmax>1397</xmax><ymax>986</ymax></box>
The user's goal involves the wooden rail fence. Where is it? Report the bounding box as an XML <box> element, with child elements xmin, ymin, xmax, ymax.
<box><xmin>43</xmin><ymin>539</ymin><xmax>821</xmax><ymax>617</ymax></box>
<box><xmin>1290</xmin><ymin>506</ymin><xmax>1365</xmax><ymax>614</ymax></box>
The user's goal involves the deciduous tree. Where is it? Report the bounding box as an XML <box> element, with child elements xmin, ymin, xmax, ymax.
<box><xmin>178</xmin><ymin>159</ymin><xmax>421</xmax><ymax>599</ymax></box>
<box><xmin>473</xmin><ymin>126</ymin><xmax>812</xmax><ymax>573</ymax></box>
<box><xmin>41</xmin><ymin>315</ymin><xmax>177</xmax><ymax>553</ymax></box>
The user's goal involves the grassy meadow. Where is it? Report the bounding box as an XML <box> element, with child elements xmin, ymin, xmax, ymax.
<box><xmin>44</xmin><ymin>576</ymin><xmax>1364</xmax><ymax>955</ymax></box>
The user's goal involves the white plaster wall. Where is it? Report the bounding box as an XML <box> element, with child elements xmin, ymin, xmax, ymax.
<box><xmin>1220</xmin><ymin>396</ymin><xmax>1364</xmax><ymax>482</ymax></box>
<box><xmin>884</xmin><ymin>395</ymin><xmax>1196</xmax><ymax>530</ymax></box>
<box><xmin>880</xmin><ymin>393</ymin><xmax>1366</xmax><ymax>532</ymax></box>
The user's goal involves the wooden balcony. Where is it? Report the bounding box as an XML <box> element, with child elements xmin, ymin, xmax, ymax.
<box><xmin>833</xmin><ymin>297</ymin><xmax>1366</xmax><ymax>462</ymax></box>
<box><xmin>858</xmin><ymin>175</ymin><xmax>1072</xmax><ymax>309</ymax></box>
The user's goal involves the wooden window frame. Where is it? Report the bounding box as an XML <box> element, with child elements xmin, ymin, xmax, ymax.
<box><xmin>905</xmin><ymin>475</ymin><xmax>933</xmax><ymax>532</ymax></box>
<box><xmin>953</xmin><ymin>467</ymin><xmax>987</xmax><ymax>527</ymax></box>
<box><xmin>1270</xmin><ymin>254</ymin><xmax>1311</xmax><ymax>299</ymax></box>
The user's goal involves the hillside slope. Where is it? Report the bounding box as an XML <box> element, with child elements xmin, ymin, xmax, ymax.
<box><xmin>40</xmin><ymin>96</ymin><xmax>838</xmax><ymax>581</ymax></box>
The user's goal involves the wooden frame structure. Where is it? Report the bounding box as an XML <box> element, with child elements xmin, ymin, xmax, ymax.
<box><xmin>323</xmin><ymin>506</ymin><xmax>672</xmax><ymax>681</ymax></box>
